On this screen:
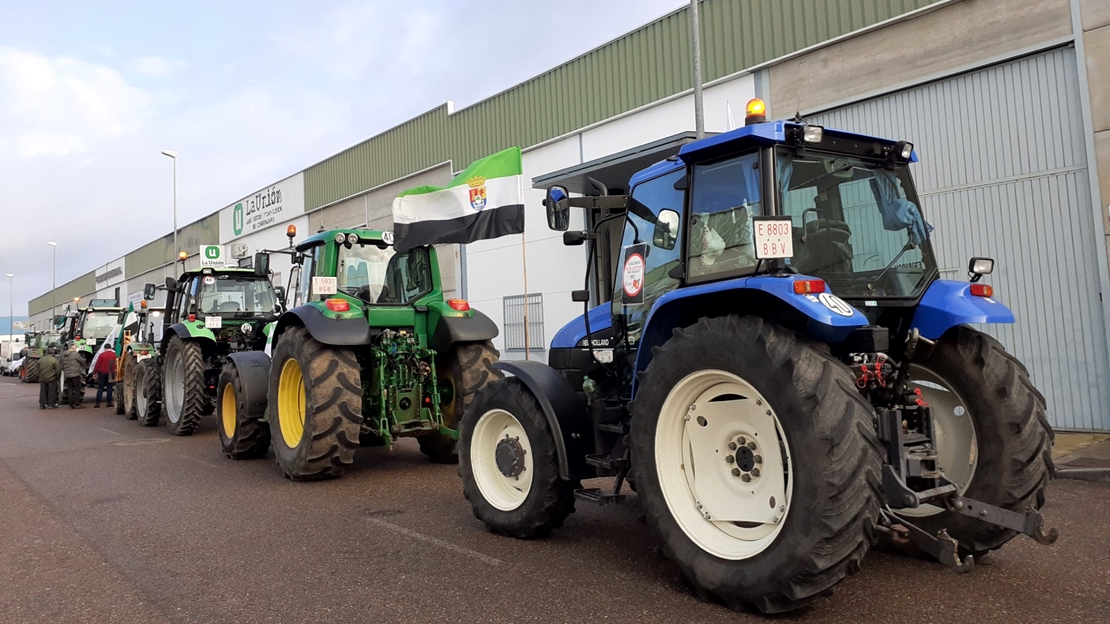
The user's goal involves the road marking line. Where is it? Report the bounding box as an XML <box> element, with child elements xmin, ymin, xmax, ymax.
<box><xmin>366</xmin><ymin>517</ymin><xmax>503</xmax><ymax>566</ymax></box>
<box><xmin>96</xmin><ymin>427</ymin><xmax>122</xmax><ymax>436</ymax></box>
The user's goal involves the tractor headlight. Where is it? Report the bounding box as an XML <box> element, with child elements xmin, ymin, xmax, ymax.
<box><xmin>241</xmin><ymin>323</ymin><xmax>253</xmax><ymax>335</ymax></box>
<box><xmin>900</xmin><ymin>142</ymin><xmax>914</xmax><ymax>159</ymax></box>
<box><xmin>334</xmin><ymin>232</ymin><xmax>346</xmax><ymax>244</ymax></box>
<box><xmin>803</xmin><ymin>125</ymin><xmax>824</xmax><ymax>143</ymax></box>
<box><xmin>969</xmin><ymin>257</ymin><xmax>994</xmax><ymax>276</ymax></box>
<box><xmin>346</xmin><ymin>233</ymin><xmax>359</xmax><ymax>245</ymax></box>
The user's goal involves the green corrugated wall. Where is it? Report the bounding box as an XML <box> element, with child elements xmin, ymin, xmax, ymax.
<box><xmin>303</xmin><ymin>0</ymin><xmax>941</xmax><ymax>210</ymax></box>
<box><xmin>28</xmin><ymin>271</ymin><xmax>96</xmax><ymax>316</ymax></box>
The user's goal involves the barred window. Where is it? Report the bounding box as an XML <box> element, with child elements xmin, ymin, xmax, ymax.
<box><xmin>503</xmin><ymin>294</ymin><xmax>544</xmax><ymax>352</ymax></box>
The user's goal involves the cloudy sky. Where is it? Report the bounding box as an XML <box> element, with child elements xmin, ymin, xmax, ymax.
<box><xmin>0</xmin><ymin>0</ymin><xmax>683</xmax><ymax>315</ymax></box>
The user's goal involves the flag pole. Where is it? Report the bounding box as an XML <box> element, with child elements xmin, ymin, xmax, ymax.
<box><xmin>520</xmin><ymin>173</ymin><xmax>531</xmax><ymax>361</ymax></box>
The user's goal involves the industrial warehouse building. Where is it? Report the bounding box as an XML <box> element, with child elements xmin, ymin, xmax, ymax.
<box><xmin>28</xmin><ymin>0</ymin><xmax>1110</xmax><ymax>432</ymax></box>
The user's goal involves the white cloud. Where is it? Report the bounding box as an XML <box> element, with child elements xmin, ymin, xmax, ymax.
<box><xmin>127</xmin><ymin>56</ymin><xmax>186</xmax><ymax>77</ymax></box>
<box><xmin>0</xmin><ymin>47</ymin><xmax>151</xmax><ymax>157</ymax></box>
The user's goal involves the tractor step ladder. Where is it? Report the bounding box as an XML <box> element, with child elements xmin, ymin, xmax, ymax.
<box><xmin>585</xmin><ymin>454</ymin><xmax>629</xmax><ymax>471</ymax></box>
<box><xmin>595</xmin><ymin>422</ymin><xmax>626</xmax><ymax>434</ymax></box>
<box><xmin>574</xmin><ymin>488</ymin><xmax>626</xmax><ymax>505</ymax></box>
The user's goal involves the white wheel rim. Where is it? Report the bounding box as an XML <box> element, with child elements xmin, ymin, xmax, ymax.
<box><xmin>656</xmin><ymin>369</ymin><xmax>793</xmax><ymax>560</ymax></box>
<box><xmin>900</xmin><ymin>364</ymin><xmax>979</xmax><ymax>517</ymax></box>
<box><xmin>470</xmin><ymin>409</ymin><xmax>534</xmax><ymax>511</ymax></box>
<box><xmin>136</xmin><ymin>373</ymin><xmax>147</xmax><ymax>415</ymax></box>
<box><xmin>165</xmin><ymin>351</ymin><xmax>184</xmax><ymax>423</ymax></box>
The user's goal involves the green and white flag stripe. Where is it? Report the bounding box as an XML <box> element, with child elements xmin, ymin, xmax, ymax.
<box><xmin>392</xmin><ymin>146</ymin><xmax>524</xmax><ymax>252</ymax></box>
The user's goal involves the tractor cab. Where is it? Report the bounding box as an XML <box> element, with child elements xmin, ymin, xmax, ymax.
<box><xmin>68</xmin><ymin>302</ymin><xmax>124</xmax><ymax>360</ymax></box>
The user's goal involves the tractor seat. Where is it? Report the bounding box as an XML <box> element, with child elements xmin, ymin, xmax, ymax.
<box><xmin>794</xmin><ymin>219</ymin><xmax>854</xmax><ymax>275</ymax></box>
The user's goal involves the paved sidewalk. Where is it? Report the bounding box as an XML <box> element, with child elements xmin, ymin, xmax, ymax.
<box><xmin>1054</xmin><ymin>433</ymin><xmax>1110</xmax><ymax>483</ymax></box>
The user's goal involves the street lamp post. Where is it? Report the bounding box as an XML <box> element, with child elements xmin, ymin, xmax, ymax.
<box><xmin>46</xmin><ymin>242</ymin><xmax>57</xmax><ymax>324</ymax></box>
<box><xmin>4</xmin><ymin>273</ymin><xmax>12</xmax><ymax>338</ymax></box>
<box><xmin>161</xmin><ymin>150</ymin><xmax>179</xmax><ymax>259</ymax></box>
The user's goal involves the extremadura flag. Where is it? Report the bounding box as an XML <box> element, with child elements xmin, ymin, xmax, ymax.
<box><xmin>391</xmin><ymin>146</ymin><xmax>525</xmax><ymax>252</ymax></box>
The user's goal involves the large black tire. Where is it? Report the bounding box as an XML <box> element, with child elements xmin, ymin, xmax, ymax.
<box><xmin>24</xmin><ymin>359</ymin><xmax>39</xmax><ymax>383</ymax></box>
<box><xmin>217</xmin><ymin>362</ymin><xmax>271</xmax><ymax>459</ymax></box>
<box><xmin>904</xmin><ymin>325</ymin><xmax>1053</xmax><ymax>557</ymax></box>
<box><xmin>630</xmin><ymin>316</ymin><xmax>883</xmax><ymax>614</ymax></box>
<box><xmin>420</xmin><ymin>341</ymin><xmax>503</xmax><ymax>463</ymax></box>
<box><xmin>267</xmin><ymin>327</ymin><xmax>360</xmax><ymax>480</ymax></box>
<box><xmin>163</xmin><ymin>335</ymin><xmax>207</xmax><ymax>436</ymax></box>
<box><xmin>135</xmin><ymin>359</ymin><xmax>162</xmax><ymax>427</ymax></box>
<box><xmin>458</xmin><ymin>377</ymin><xmax>579</xmax><ymax>538</ymax></box>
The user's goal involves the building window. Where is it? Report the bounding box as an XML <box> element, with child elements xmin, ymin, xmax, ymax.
<box><xmin>503</xmin><ymin>293</ymin><xmax>544</xmax><ymax>352</ymax></box>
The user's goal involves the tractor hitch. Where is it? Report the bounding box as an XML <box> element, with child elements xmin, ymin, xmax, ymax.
<box><xmin>883</xmin><ymin>510</ymin><xmax>974</xmax><ymax>574</ymax></box>
<box><xmin>946</xmin><ymin>497</ymin><xmax>1059</xmax><ymax>545</ymax></box>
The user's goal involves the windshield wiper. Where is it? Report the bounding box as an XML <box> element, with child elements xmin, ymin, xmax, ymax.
<box><xmin>870</xmin><ymin>236</ymin><xmax>916</xmax><ymax>291</ymax></box>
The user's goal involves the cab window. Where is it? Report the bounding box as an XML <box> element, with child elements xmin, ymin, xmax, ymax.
<box><xmin>686</xmin><ymin>151</ymin><xmax>762</xmax><ymax>281</ymax></box>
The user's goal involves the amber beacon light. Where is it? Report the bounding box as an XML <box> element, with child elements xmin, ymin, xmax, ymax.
<box><xmin>745</xmin><ymin>98</ymin><xmax>767</xmax><ymax>125</ymax></box>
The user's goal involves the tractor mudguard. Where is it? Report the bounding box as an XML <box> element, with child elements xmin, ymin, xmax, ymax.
<box><xmin>275</xmin><ymin>305</ymin><xmax>372</xmax><ymax>346</ymax></box>
<box><xmin>226</xmin><ymin>351</ymin><xmax>272</xmax><ymax>419</ymax></box>
<box><xmin>163</xmin><ymin>322</ymin><xmax>216</xmax><ymax>349</ymax></box>
<box><xmin>429</xmin><ymin>309</ymin><xmax>499</xmax><ymax>352</ymax></box>
<box><xmin>910</xmin><ymin>279</ymin><xmax>1015</xmax><ymax>339</ymax></box>
<box><xmin>631</xmin><ymin>274</ymin><xmax>868</xmax><ymax>393</ymax></box>
<box><xmin>493</xmin><ymin>360</ymin><xmax>595</xmax><ymax>480</ymax></box>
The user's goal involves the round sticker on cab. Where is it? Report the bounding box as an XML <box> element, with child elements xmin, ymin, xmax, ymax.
<box><xmin>818</xmin><ymin>292</ymin><xmax>855</xmax><ymax>317</ymax></box>
<box><xmin>623</xmin><ymin>252</ymin><xmax>645</xmax><ymax>298</ymax></box>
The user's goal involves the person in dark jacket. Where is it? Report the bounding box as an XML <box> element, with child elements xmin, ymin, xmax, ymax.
<box><xmin>37</xmin><ymin>347</ymin><xmax>61</xmax><ymax>410</ymax></box>
<box><xmin>93</xmin><ymin>345</ymin><xmax>117</xmax><ymax>408</ymax></box>
<box><xmin>60</xmin><ymin>345</ymin><xmax>86</xmax><ymax>409</ymax></box>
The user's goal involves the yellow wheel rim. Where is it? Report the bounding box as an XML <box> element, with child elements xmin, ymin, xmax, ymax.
<box><xmin>278</xmin><ymin>358</ymin><xmax>306</xmax><ymax>449</ymax></box>
<box><xmin>221</xmin><ymin>382</ymin><xmax>237</xmax><ymax>439</ymax></box>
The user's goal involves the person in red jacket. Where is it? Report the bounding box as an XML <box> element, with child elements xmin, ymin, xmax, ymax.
<box><xmin>93</xmin><ymin>345</ymin><xmax>117</xmax><ymax>408</ymax></box>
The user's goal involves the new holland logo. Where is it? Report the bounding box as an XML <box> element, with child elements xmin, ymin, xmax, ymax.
<box><xmin>233</xmin><ymin>203</ymin><xmax>245</xmax><ymax>236</ymax></box>
<box><xmin>467</xmin><ymin>175</ymin><xmax>487</xmax><ymax>211</ymax></box>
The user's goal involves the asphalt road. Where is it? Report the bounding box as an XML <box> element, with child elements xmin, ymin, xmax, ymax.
<box><xmin>0</xmin><ymin>376</ymin><xmax>1107</xmax><ymax>624</ymax></box>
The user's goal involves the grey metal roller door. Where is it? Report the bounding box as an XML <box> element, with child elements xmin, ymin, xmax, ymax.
<box><xmin>807</xmin><ymin>46</ymin><xmax>1109</xmax><ymax>431</ymax></box>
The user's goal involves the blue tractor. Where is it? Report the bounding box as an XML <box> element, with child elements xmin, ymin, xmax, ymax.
<box><xmin>456</xmin><ymin>100</ymin><xmax>1057</xmax><ymax>613</ymax></box>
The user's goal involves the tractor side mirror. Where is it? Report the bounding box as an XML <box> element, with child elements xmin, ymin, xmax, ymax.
<box><xmin>143</xmin><ymin>283</ymin><xmax>157</xmax><ymax>300</ymax></box>
<box><xmin>653</xmin><ymin>209</ymin><xmax>680</xmax><ymax>251</ymax></box>
<box><xmin>571</xmin><ymin>290</ymin><xmax>590</xmax><ymax>303</ymax></box>
<box><xmin>562</xmin><ymin>231</ymin><xmax>594</xmax><ymax>246</ymax></box>
<box><xmin>164</xmin><ymin>276</ymin><xmax>178</xmax><ymax>292</ymax></box>
<box><xmin>274</xmin><ymin>286</ymin><xmax>286</xmax><ymax>307</ymax></box>
<box><xmin>254</xmin><ymin>252</ymin><xmax>270</xmax><ymax>276</ymax></box>
<box><xmin>545</xmin><ymin>185</ymin><xmax>570</xmax><ymax>232</ymax></box>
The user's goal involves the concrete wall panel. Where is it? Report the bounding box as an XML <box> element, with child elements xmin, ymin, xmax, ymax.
<box><xmin>1080</xmin><ymin>0</ymin><xmax>1110</xmax><ymax>31</ymax></box>
<box><xmin>769</xmin><ymin>0</ymin><xmax>1072</xmax><ymax>117</ymax></box>
<box><xmin>1086</xmin><ymin>24</ymin><xmax>1110</xmax><ymax>133</ymax></box>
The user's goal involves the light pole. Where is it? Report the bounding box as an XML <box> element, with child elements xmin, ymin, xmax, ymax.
<box><xmin>46</xmin><ymin>242</ymin><xmax>57</xmax><ymax>324</ymax></box>
<box><xmin>4</xmin><ymin>273</ymin><xmax>12</xmax><ymax>339</ymax></box>
<box><xmin>161</xmin><ymin>150</ymin><xmax>179</xmax><ymax>259</ymax></box>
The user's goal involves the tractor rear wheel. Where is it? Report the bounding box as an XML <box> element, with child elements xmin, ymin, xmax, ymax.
<box><xmin>24</xmin><ymin>359</ymin><xmax>38</xmax><ymax>383</ymax></box>
<box><xmin>420</xmin><ymin>341</ymin><xmax>503</xmax><ymax>463</ymax></box>
<box><xmin>217</xmin><ymin>362</ymin><xmax>271</xmax><ymax>459</ymax></box>
<box><xmin>135</xmin><ymin>359</ymin><xmax>162</xmax><ymax>427</ymax></box>
<box><xmin>630</xmin><ymin>316</ymin><xmax>883</xmax><ymax>614</ymax></box>
<box><xmin>458</xmin><ymin>377</ymin><xmax>578</xmax><ymax>538</ymax></box>
<box><xmin>114</xmin><ymin>382</ymin><xmax>125</xmax><ymax>414</ymax></box>
<box><xmin>899</xmin><ymin>325</ymin><xmax>1053</xmax><ymax>557</ymax></box>
<box><xmin>163</xmin><ymin>335</ymin><xmax>207</xmax><ymax>436</ymax></box>
<box><xmin>267</xmin><ymin>326</ymin><xmax>360</xmax><ymax>480</ymax></box>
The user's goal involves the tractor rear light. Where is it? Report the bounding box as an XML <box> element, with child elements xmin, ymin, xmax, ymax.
<box><xmin>187</xmin><ymin>314</ymin><xmax>196</xmax><ymax>322</ymax></box>
<box><xmin>447</xmin><ymin>299</ymin><xmax>470</xmax><ymax>311</ymax></box>
<box><xmin>325</xmin><ymin>298</ymin><xmax>350</xmax><ymax>312</ymax></box>
<box><xmin>970</xmin><ymin>284</ymin><xmax>993</xmax><ymax>297</ymax></box>
<box><xmin>793</xmin><ymin>279</ymin><xmax>826</xmax><ymax>295</ymax></box>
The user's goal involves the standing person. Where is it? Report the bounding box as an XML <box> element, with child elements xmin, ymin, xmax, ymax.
<box><xmin>37</xmin><ymin>347</ymin><xmax>61</xmax><ymax>410</ymax></box>
<box><xmin>93</xmin><ymin>344</ymin><xmax>117</xmax><ymax>408</ymax></box>
<box><xmin>60</xmin><ymin>344</ymin><xmax>86</xmax><ymax>409</ymax></box>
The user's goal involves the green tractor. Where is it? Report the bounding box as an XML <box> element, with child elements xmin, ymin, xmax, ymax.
<box><xmin>215</xmin><ymin>228</ymin><xmax>501</xmax><ymax>479</ymax></box>
<box><xmin>139</xmin><ymin>263</ymin><xmax>282</xmax><ymax>435</ymax></box>
<box><xmin>19</xmin><ymin>330</ymin><xmax>63</xmax><ymax>383</ymax></box>
<box><xmin>111</xmin><ymin>302</ymin><xmax>160</xmax><ymax>419</ymax></box>
<box><xmin>59</xmin><ymin>300</ymin><xmax>124</xmax><ymax>384</ymax></box>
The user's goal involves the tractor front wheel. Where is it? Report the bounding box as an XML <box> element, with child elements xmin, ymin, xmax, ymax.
<box><xmin>217</xmin><ymin>362</ymin><xmax>271</xmax><ymax>459</ymax></box>
<box><xmin>630</xmin><ymin>316</ymin><xmax>883</xmax><ymax>614</ymax></box>
<box><xmin>458</xmin><ymin>377</ymin><xmax>578</xmax><ymax>538</ymax></box>
<box><xmin>899</xmin><ymin>325</ymin><xmax>1053</xmax><ymax>557</ymax></box>
<box><xmin>163</xmin><ymin>336</ymin><xmax>208</xmax><ymax>436</ymax></box>
<box><xmin>421</xmin><ymin>341</ymin><xmax>503</xmax><ymax>463</ymax></box>
<box><xmin>267</xmin><ymin>326</ymin><xmax>360</xmax><ymax>480</ymax></box>
<box><xmin>24</xmin><ymin>359</ymin><xmax>38</xmax><ymax>383</ymax></box>
<box><xmin>135</xmin><ymin>359</ymin><xmax>162</xmax><ymax>427</ymax></box>
<box><xmin>122</xmin><ymin>351</ymin><xmax>140</xmax><ymax>420</ymax></box>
